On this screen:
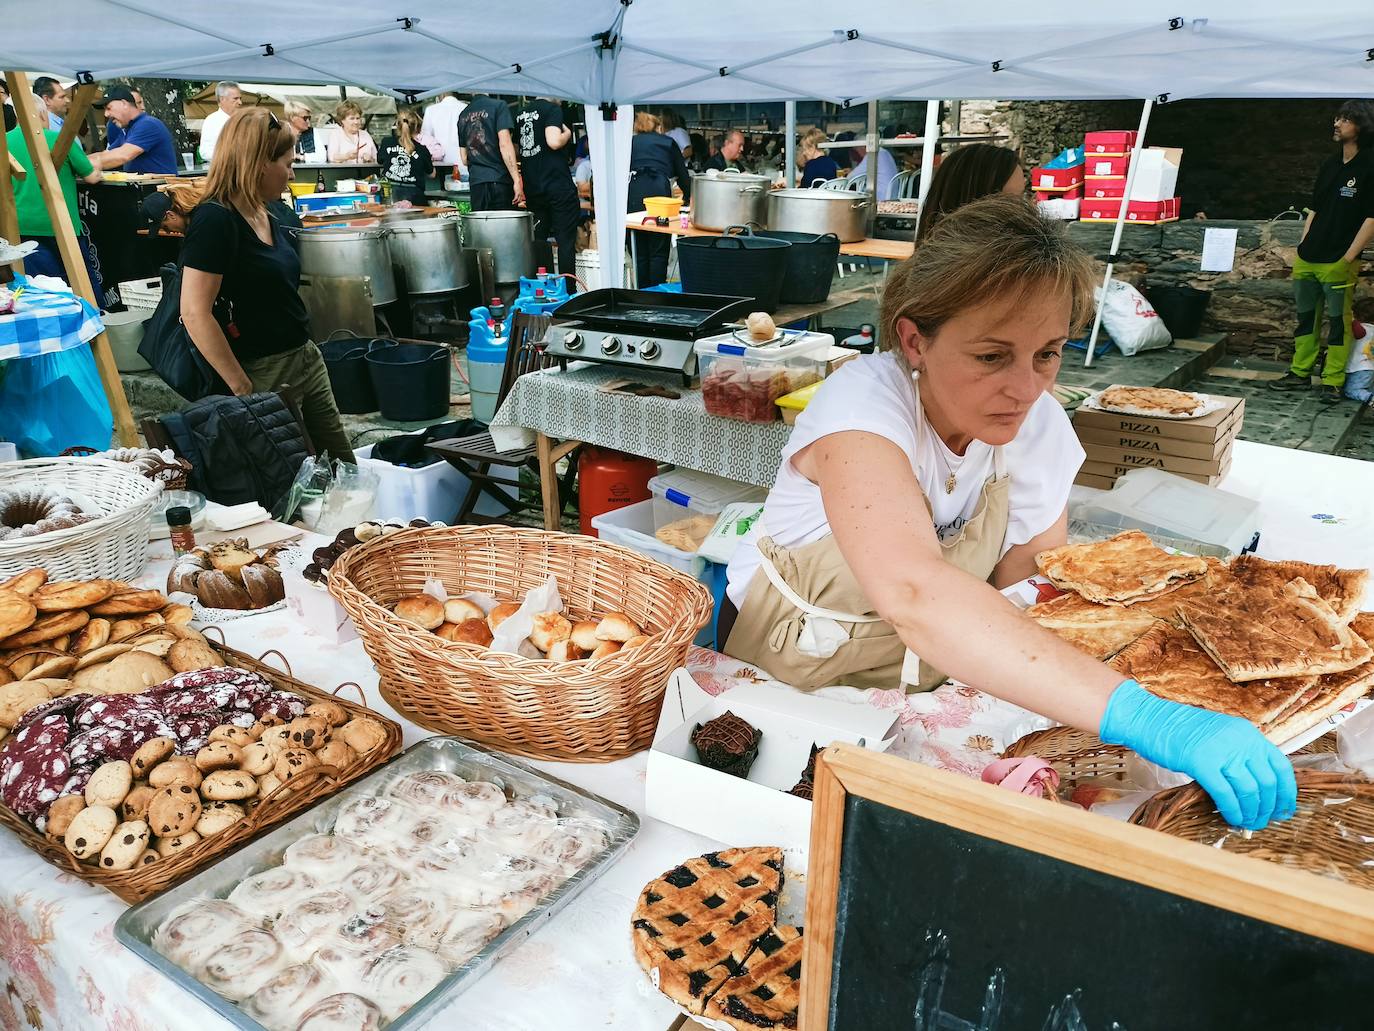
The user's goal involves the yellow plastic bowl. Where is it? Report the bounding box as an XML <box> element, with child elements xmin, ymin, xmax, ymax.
<box><xmin>644</xmin><ymin>196</ymin><xmax>682</xmax><ymax>219</ymax></box>
<box><xmin>288</xmin><ymin>181</ymin><xmax>318</xmax><ymax>198</ymax></box>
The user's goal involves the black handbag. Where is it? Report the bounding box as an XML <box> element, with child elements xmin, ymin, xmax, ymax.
<box><xmin>137</xmin><ymin>262</ymin><xmax>232</xmax><ymax>401</ymax></box>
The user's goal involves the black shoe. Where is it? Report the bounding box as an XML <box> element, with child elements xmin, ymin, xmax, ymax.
<box><xmin>1267</xmin><ymin>372</ymin><xmax>1310</xmax><ymax>391</ymax></box>
<box><xmin>1316</xmin><ymin>385</ymin><xmax>1343</xmax><ymax>402</ymax></box>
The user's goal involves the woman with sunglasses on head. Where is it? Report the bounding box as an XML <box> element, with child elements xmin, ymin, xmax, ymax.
<box><xmin>179</xmin><ymin>107</ymin><xmax>354</xmax><ymax>462</ymax></box>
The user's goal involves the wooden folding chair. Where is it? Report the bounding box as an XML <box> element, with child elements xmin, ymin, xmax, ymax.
<box><xmin>426</xmin><ymin>313</ymin><xmax>571</xmax><ymax>525</ymax></box>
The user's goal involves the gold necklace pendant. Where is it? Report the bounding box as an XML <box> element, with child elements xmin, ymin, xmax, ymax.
<box><xmin>945</xmin><ymin>473</ymin><xmax>957</xmax><ymax>495</ymax></box>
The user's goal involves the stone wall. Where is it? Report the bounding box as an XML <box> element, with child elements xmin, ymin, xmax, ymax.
<box><xmin>1065</xmin><ymin>219</ymin><xmax>1372</xmax><ymax>363</ymax></box>
<box><xmin>1009</xmin><ymin>99</ymin><xmax>1341</xmax><ymax>220</ymax></box>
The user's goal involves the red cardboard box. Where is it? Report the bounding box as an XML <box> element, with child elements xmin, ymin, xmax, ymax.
<box><xmin>1034</xmin><ymin>184</ymin><xmax>1083</xmax><ymax>201</ymax></box>
<box><xmin>1083</xmin><ymin>178</ymin><xmax>1126</xmax><ymax>199</ymax></box>
<box><xmin>1029</xmin><ymin>166</ymin><xmax>1083</xmax><ymax>190</ymax></box>
<box><xmin>1086</xmin><ymin>154</ymin><xmax>1131</xmax><ymax>178</ymax></box>
<box><xmin>1080</xmin><ymin>197</ymin><xmax>1180</xmax><ymax>224</ymax></box>
<box><xmin>1084</xmin><ymin>130</ymin><xmax>1137</xmax><ymax>155</ymax></box>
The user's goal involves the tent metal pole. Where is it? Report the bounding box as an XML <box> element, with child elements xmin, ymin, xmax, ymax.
<box><xmin>865</xmin><ymin>101</ymin><xmax>879</xmax><ymax>237</ymax></box>
<box><xmin>912</xmin><ymin>99</ymin><xmax>942</xmax><ymax>239</ymax></box>
<box><xmin>1084</xmin><ymin>96</ymin><xmax>1154</xmax><ymax>368</ymax></box>
<box><xmin>784</xmin><ymin>101</ymin><xmax>796</xmax><ymax>188</ymax></box>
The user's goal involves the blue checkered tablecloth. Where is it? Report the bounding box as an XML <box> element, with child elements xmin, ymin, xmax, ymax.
<box><xmin>0</xmin><ymin>274</ymin><xmax>105</xmax><ymax>361</ymax></box>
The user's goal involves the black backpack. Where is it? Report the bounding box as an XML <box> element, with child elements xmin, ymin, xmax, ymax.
<box><xmin>137</xmin><ymin>261</ymin><xmax>230</xmax><ymax>402</ymax></box>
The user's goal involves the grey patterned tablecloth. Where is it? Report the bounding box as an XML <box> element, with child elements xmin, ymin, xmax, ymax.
<box><xmin>489</xmin><ymin>363</ymin><xmax>797</xmax><ymax>487</ymax></box>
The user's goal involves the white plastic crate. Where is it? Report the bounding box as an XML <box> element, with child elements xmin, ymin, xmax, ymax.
<box><xmin>356</xmin><ymin>440</ymin><xmax>516</xmax><ymax>523</ymax></box>
<box><xmin>575</xmin><ymin>249</ymin><xmax>601</xmax><ymax>290</ymax></box>
<box><xmin>118</xmin><ymin>277</ymin><xmax>163</xmax><ymax>312</ymax></box>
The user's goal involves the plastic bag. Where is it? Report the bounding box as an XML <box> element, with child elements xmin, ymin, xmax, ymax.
<box><xmin>277</xmin><ymin>456</ymin><xmax>379</xmax><ymax>532</ymax></box>
<box><xmin>1096</xmin><ymin>279</ymin><xmax>1172</xmax><ymax>356</ymax></box>
<box><xmin>0</xmin><ymin>346</ymin><xmax>114</xmax><ymax>457</ymax></box>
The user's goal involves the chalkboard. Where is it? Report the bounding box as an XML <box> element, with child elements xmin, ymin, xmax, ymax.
<box><xmin>802</xmin><ymin>746</ymin><xmax>1374</xmax><ymax>1031</ymax></box>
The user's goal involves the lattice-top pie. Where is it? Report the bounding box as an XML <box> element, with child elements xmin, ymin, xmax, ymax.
<box><xmin>632</xmin><ymin>846</ymin><xmax>802</xmax><ymax>1029</ymax></box>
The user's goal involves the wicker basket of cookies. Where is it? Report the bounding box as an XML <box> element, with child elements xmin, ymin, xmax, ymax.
<box><xmin>327</xmin><ymin>524</ymin><xmax>714</xmax><ymax>762</ymax></box>
<box><xmin>0</xmin><ymin>569</ymin><xmax>402</xmax><ymax>902</ymax></box>
<box><xmin>0</xmin><ymin>457</ymin><xmax>162</xmax><ymax>583</ymax></box>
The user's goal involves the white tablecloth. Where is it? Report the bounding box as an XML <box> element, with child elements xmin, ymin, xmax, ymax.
<box><xmin>0</xmin><ymin>438</ymin><xmax>1370</xmax><ymax>1031</ymax></box>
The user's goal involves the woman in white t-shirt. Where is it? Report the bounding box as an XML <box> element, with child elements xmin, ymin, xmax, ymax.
<box><xmin>722</xmin><ymin>195</ymin><xmax>1294</xmax><ymax>831</ymax></box>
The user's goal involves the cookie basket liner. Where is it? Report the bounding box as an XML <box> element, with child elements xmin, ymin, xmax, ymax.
<box><xmin>326</xmin><ymin>524</ymin><xmax>714</xmax><ymax>762</ymax></box>
<box><xmin>1128</xmin><ymin>769</ymin><xmax>1374</xmax><ymax>889</ymax></box>
<box><xmin>115</xmin><ymin>736</ymin><xmax>639</xmax><ymax>1031</ymax></box>
<box><xmin>0</xmin><ymin>457</ymin><xmax>163</xmax><ymax>582</ymax></box>
<box><xmin>0</xmin><ymin>638</ymin><xmax>402</xmax><ymax>902</ymax></box>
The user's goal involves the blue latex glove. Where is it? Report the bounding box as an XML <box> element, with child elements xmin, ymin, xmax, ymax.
<box><xmin>1101</xmin><ymin>679</ymin><xmax>1297</xmax><ymax>831</ymax></box>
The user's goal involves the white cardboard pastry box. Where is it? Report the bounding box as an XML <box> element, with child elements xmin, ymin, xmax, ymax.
<box><xmin>646</xmin><ymin>670</ymin><xmax>899</xmax><ymax>859</ymax></box>
<box><xmin>282</xmin><ymin>566</ymin><xmax>359</xmax><ymax>645</ymax></box>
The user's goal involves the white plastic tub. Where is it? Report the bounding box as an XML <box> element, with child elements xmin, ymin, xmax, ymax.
<box><xmin>695</xmin><ymin>328</ymin><xmax>833</xmax><ymax>423</ymax></box>
<box><xmin>649</xmin><ymin>467</ymin><xmax>766</xmax><ymax>540</ymax></box>
<box><xmin>356</xmin><ymin>440</ymin><xmax>517</xmax><ymax>523</ymax></box>
<box><xmin>592</xmin><ymin>498</ymin><xmax>705</xmax><ymax>580</ymax></box>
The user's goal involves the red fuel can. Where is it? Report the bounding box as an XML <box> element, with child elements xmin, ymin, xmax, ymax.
<box><xmin>578</xmin><ymin>447</ymin><xmax>657</xmax><ymax>536</ymax></box>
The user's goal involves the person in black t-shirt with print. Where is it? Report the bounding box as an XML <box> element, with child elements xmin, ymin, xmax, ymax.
<box><xmin>458</xmin><ymin>95</ymin><xmax>523</xmax><ymax>211</ymax></box>
<box><xmin>514</xmin><ymin>97</ymin><xmax>580</xmax><ymax>277</ymax></box>
<box><xmin>379</xmin><ymin>108</ymin><xmax>434</xmax><ymax>207</ymax></box>
<box><xmin>1271</xmin><ymin>99</ymin><xmax>1374</xmax><ymax>400</ymax></box>
<box><xmin>179</xmin><ymin>108</ymin><xmax>354</xmax><ymax>462</ymax></box>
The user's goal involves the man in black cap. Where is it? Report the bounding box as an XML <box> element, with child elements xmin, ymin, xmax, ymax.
<box><xmin>91</xmin><ymin>85</ymin><xmax>177</xmax><ymax>174</ymax></box>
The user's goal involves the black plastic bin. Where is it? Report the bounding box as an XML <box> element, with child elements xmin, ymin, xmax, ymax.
<box><xmin>677</xmin><ymin>233</ymin><xmax>791</xmax><ymax>312</ymax></box>
<box><xmin>365</xmin><ymin>339</ymin><xmax>451</xmax><ymax>422</ymax></box>
<box><xmin>1147</xmin><ymin>285</ymin><xmax>1211</xmax><ymax>339</ymax></box>
<box><xmin>729</xmin><ymin>226</ymin><xmax>840</xmax><ymax>304</ymax></box>
<box><xmin>319</xmin><ymin>334</ymin><xmax>380</xmax><ymax>414</ymax></box>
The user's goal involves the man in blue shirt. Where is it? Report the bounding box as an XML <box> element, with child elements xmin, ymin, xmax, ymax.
<box><xmin>33</xmin><ymin>76</ymin><xmax>69</xmax><ymax>130</ymax></box>
<box><xmin>90</xmin><ymin>85</ymin><xmax>176</xmax><ymax>174</ymax></box>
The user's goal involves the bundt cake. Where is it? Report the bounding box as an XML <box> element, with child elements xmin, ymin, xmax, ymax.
<box><xmin>0</xmin><ymin>489</ymin><xmax>96</xmax><ymax>542</ymax></box>
<box><xmin>166</xmin><ymin>537</ymin><xmax>285</xmax><ymax>610</ymax></box>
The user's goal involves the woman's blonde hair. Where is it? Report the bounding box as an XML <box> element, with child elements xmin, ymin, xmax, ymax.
<box><xmin>202</xmin><ymin>108</ymin><xmax>295</xmax><ymax>213</ymax></box>
<box><xmin>395</xmin><ymin>107</ymin><xmax>421</xmax><ymax>153</ymax></box>
<box><xmin>633</xmin><ymin>111</ymin><xmax>661</xmax><ymax>134</ymax></box>
<box><xmin>799</xmin><ymin>127</ymin><xmax>827</xmax><ymax>157</ymax></box>
<box><xmin>880</xmin><ymin>194</ymin><xmax>1096</xmax><ymax>363</ymax></box>
<box><xmin>335</xmin><ymin>100</ymin><xmax>363</xmax><ymax>123</ymax></box>
<box><xmin>282</xmin><ymin>100</ymin><xmax>310</xmax><ymax>120</ymax></box>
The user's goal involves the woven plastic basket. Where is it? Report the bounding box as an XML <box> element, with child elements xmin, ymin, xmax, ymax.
<box><xmin>327</xmin><ymin>525</ymin><xmax>714</xmax><ymax>762</ymax></box>
<box><xmin>0</xmin><ymin>457</ymin><xmax>162</xmax><ymax>582</ymax></box>
<box><xmin>1129</xmin><ymin>771</ymin><xmax>1374</xmax><ymax>888</ymax></box>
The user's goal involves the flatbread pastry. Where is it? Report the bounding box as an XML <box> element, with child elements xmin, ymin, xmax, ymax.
<box><xmin>1176</xmin><ymin>577</ymin><xmax>1373</xmax><ymax>682</ymax></box>
<box><xmin>1109</xmin><ymin>621</ymin><xmax>1317</xmax><ymax>728</ymax></box>
<box><xmin>1035</xmin><ymin>530</ymin><xmax>1209</xmax><ymax>605</ymax></box>
<box><xmin>1227</xmin><ymin>554</ymin><xmax>1369</xmax><ymax>626</ymax></box>
<box><xmin>1098</xmin><ymin>385</ymin><xmax>1206</xmax><ymax>417</ymax></box>
<box><xmin>1027</xmin><ymin>592</ymin><xmax>1158</xmax><ymax>659</ymax></box>
<box><xmin>1264</xmin><ymin>613</ymin><xmax>1374</xmax><ymax>743</ymax></box>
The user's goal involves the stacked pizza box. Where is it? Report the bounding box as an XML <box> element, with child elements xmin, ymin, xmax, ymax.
<box><xmin>1072</xmin><ymin>390</ymin><xmax>1243</xmax><ymax>490</ymax></box>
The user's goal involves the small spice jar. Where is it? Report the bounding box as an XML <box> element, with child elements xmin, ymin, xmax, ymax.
<box><xmin>165</xmin><ymin>505</ymin><xmax>196</xmax><ymax>557</ymax></box>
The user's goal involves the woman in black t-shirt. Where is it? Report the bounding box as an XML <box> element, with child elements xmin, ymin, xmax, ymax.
<box><xmin>379</xmin><ymin>108</ymin><xmax>433</xmax><ymax>207</ymax></box>
<box><xmin>180</xmin><ymin>107</ymin><xmax>353</xmax><ymax>462</ymax></box>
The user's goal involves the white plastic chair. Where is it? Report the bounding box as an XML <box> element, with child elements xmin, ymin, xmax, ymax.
<box><xmin>818</xmin><ymin>178</ymin><xmax>848</xmax><ymax>190</ymax></box>
<box><xmin>844</xmin><ymin>173</ymin><xmax>867</xmax><ymax>192</ymax></box>
<box><xmin>892</xmin><ymin>170</ymin><xmax>919</xmax><ymax>199</ymax></box>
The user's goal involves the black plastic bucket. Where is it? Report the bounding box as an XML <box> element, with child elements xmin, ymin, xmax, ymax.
<box><xmin>1146</xmin><ymin>285</ymin><xmax>1211</xmax><ymax>339</ymax></box>
<box><xmin>365</xmin><ymin>340</ymin><xmax>450</xmax><ymax>422</ymax></box>
<box><xmin>730</xmin><ymin>226</ymin><xmax>840</xmax><ymax>304</ymax></box>
<box><xmin>677</xmin><ymin>233</ymin><xmax>791</xmax><ymax>312</ymax></box>
<box><xmin>319</xmin><ymin>334</ymin><xmax>380</xmax><ymax>414</ymax></box>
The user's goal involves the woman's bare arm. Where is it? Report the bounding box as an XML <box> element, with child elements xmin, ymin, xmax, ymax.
<box><xmin>992</xmin><ymin>507</ymin><xmax>1067</xmax><ymax>589</ymax></box>
<box><xmin>180</xmin><ymin>267</ymin><xmax>252</xmax><ymax>396</ymax></box>
<box><xmin>799</xmin><ymin>431</ymin><xmax>1120</xmax><ymax>731</ymax></box>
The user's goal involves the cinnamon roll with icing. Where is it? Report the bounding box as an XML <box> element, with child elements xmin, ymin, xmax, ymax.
<box><xmin>294</xmin><ymin>993</ymin><xmax>382</xmax><ymax>1031</ymax></box>
<box><xmin>244</xmin><ymin>960</ymin><xmax>336</xmax><ymax>1029</ymax></box>
<box><xmin>228</xmin><ymin>866</ymin><xmax>319</xmax><ymax>922</ymax></box>
<box><xmin>272</xmin><ymin>890</ymin><xmax>355</xmax><ymax>953</ymax></box>
<box><xmin>340</xmin><ymin>860</ymin><xmax>409</xmax><ymax>902</ymax></box>
<box><xmin>153</xmin><ymin>897</ymin><xmax>260</xmax><ymax>972</ymax></box>
<box><xmin>362</xmin><ymin>946</ymin><xmax>448</xmax><ymax>1021</ymax></box>
<box><xmin>283</xmin><ymin>834</ymin><xmax>363</xmax><ymax>881</ymax></box>
<box><xmin>200</xmin><ymin>927</ymin><xmax>286</xmax><ymax>1001</ymax></box>
<box><xmin>384</xmin><ymin>769</ymin><xmax>467</xmax><ymax>809</ymax></box>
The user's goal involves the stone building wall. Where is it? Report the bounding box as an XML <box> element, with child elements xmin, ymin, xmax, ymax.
<box><xmin>1064</xmin><ymin>219</ymin><xmax>1372</xmax><ymax>363</ymax></box>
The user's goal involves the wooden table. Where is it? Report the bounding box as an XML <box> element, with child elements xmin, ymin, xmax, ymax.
<box><xmin>625</xmin><ymin>211</ymin><xmax>914</xmax><ymax>261</ymax></box>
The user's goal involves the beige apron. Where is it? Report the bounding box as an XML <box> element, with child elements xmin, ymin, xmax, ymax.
<box><xmin>724</xmin><ymin>385</ymin><xmax>1012</xmax><ymax>694</ymax></box>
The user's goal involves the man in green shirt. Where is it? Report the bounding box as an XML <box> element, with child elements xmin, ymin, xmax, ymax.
<box><xmin>7</xmin><ymin>123</ymin><xmax>106</xmax><ymax>306</ymax></box>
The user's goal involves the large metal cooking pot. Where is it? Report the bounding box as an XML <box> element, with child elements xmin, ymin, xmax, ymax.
<box><xmin>387</xmin><ymin>217</ymin><xmax>468</xmax><ymax>295</ymax></box>
<box><xmin>297</xmin><ymin>226</ymin><xmax>397</xmax><ymax>306</ymax></box>
<box><xmin>690</xmin><ymin>170</ymin><xmax>771</xmax><ymax>231</ymax></box>
<box><xmin>766</xmin><ymin>189</ymin><xmax>870</xmax><ymax>243</ymax></box>
<box><xmin>460</xmin><ymin>210</ymin><xmax>535</xmax><ymax>284</ymax></box>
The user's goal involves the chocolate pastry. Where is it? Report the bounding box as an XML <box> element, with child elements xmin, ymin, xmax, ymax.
<box><xmin>787</xmin><ymin>744</ymin><xmax>822</xmax><ymax>801</ymax></box>
<box><xmin>690</xmin><ymin>711</ymin><xmax>761</xmax><ymax>779</ymax></box>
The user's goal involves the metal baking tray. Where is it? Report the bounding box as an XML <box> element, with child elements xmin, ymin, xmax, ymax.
<box><xmin>115</xmin><ymin>737</ymin><xmax>639</xmax><ymax>1030</ymax></box>
<box><xmin>1067</xmin><ymin>518</ymin><xmax>1234</xmax><ymax>560</ymax></box>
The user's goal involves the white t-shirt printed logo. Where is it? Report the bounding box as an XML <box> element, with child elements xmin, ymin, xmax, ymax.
<box><xmin>516</xmin><ymin>111</ymin><xmax>539</xmax><ymax>159</ymax></box>
<box><xmin>385</xmin><ymin>149</ymin><xmax>414</xmax><ymax>184</ymax></box>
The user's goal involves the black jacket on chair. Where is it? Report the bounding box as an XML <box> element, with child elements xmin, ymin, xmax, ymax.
<box><xmin>160</xmin><ymin>392</ymin><xmax>310</xmax><ymax>511</ymax></box>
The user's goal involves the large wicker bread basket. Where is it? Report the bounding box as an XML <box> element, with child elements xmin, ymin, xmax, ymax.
<box><xmin>0</xmin><ymin>457</ymin><xmax>162</xmax><ymax>582</ymax></box>
<box><xmin>327</xmin><ymin>525</ymin><xmax>714</xmax><ymax>762</ymax></box>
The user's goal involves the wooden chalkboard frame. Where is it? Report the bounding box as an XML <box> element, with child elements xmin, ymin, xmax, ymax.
<box><xmin>800</xmin><ymin>743</ymin><xmax>1374</xmax><ymax>1030</ymax></box>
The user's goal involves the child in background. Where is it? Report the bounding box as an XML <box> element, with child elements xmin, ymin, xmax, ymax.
<box><xmin>1345</xmin><ymin>298</ymin><xmax>1374</xmax><ymax>403</ymax></box>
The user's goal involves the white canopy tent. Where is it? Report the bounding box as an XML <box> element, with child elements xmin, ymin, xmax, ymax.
<box><xmin>9</xmin><ymin>3</ymin><xmax>1373</xmax><ymax>301</ymax></box>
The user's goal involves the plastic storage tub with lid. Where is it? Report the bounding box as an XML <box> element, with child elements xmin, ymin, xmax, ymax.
<box><xmin>649</xmin><ymin>467</ymin><xmax>766</xmax><ymax>553</ymax></box>
<box><xmin>694</xmin><ymin>328</ymin><xmax>833</xmax><ymax>423</ymax></box>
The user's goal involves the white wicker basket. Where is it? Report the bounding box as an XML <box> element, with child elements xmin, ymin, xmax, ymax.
<box><xmin>0</xmin><ymin>458</ymin><xmax>163</xmax><ymax>582</ymax></box>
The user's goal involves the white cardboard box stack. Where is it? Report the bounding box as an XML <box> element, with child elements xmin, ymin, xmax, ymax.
<box><xmin>1072</xmin><ymin>393</ymin><xmax>1244</xmax><ymax>490</ymax></box>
